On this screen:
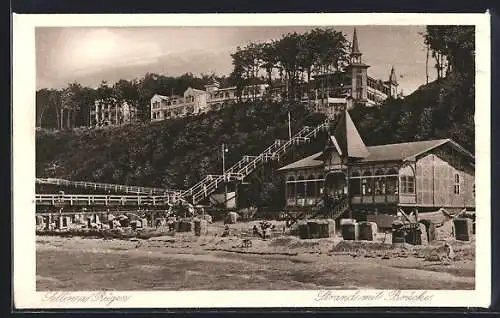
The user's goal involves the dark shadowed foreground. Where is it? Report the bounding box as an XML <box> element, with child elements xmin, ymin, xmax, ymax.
<box><xmin>36</xmin><ymin>236</ymin><xmax>474</xmax><ymax>291</ymax></box>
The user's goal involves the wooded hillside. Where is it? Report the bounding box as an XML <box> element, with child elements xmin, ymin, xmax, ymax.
<box><xmin>36</xmin><ymin>25</ymin><xmax>475</xmax><ymax>208</ymax></box>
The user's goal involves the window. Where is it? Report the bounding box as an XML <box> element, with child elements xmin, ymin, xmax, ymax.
<box><xmin>400</xmin><ymin>176</ymin><xmax>415</xmax><ymax>194</ymax></box>
<box><xmin>374</xmin><ymin>169</ymin><xmax>385</xmax><ymax>194</ymax></box>
<box><xmin>454</xmin><ymin>173</ymin><xmax>460</xmax><ymax>194</ymax></box>
<box><xmin>306</xmin><ymin>175</ymin><xmax>316</xmax><ymax>197</ymax></box>
<box><xmin>386</xmin><ymin>168</ymin><xmax>398</xmax><ymax>194</ymax></box>
<box><xmin>356</xmin><ymin>74</ymin><xmax>363</xmax><ymax>99</ymax></box>
<box><xmin>315</xmin><ymin>180</ymin><xmax>323</xmax><ymax>197</ymax></box>
<box><xmin>297</xmin><ymin>176</ymin><xmax>305</xmax><ymax>198</ymax></box>
<box><xmin>286</xmin><ymin>177</ymin><xmax>295</xmax><ymax>198</ymax></box>
<box><xmin>361</xmin><ymin>171</ymin><xmax>373</xmax><ymax>195</ymax></box>
<box><xmin>349</xmin><ymin>171</ymin><xmax>361</xmax><ymax>195</ymax></box>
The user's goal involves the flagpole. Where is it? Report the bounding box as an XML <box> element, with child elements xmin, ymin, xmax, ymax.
<box><xmin>222</xmin><ymin>143</ymin><xmax>228</xmax><ymax>209</ymax></box>
<box><xmin>222</xmin><ymin>143</ymin><xmax>225</xmax><ymax>174</ymax></box>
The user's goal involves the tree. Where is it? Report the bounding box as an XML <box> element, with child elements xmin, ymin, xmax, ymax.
<box><xmin>48</xmin><ymin>89</ymin><xmax>63</xmax><ymax>130</ymax></box>
<box><xmin>260</xmin><ymin>41</ymin><xmax>278</xmax><ymax>89</ymax></box>
<box><xmin>229</xmin><ymin>48</ymin><xmax>249</xmax><ymax>101</ymax></box>
<box><xmin>275</xmin><ymin>32</ymin><xmax>302</xmax><ymax>100</ymax></box>
<box><xmin>113</xmin><ymin>79</ymin><xmax>139</xmax><ymax>103</ymax></box>
<box><xmin>60</xmin><ymin>83</ymin><xmax>82</xmax><ymax>129</ymax></box>
<box><xmin>297</xmin><ymin>32</ymin><xmax>315</xmax><ymax>103</ymax></box>
<box><xmin>96</xmin><ymin>81</ymin><xmax>113</xmax><ymax>101</ymax></box>
<box><xmin>36</xmin><ymin>89</ymin><xmax>51</xmax><ymax>128</ymax></box>
<box><xmin>424</xmin><ymin>26</ymin><xmax>475</xmax><ymax>79</ymax></box>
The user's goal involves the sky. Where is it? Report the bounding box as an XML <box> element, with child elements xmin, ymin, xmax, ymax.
<box><xmin>36</xmin><ymin>25</ymin><xmax>436</xmax><ymax>95</ymax></box>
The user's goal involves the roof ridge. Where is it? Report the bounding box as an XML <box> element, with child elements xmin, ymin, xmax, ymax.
<box><xmin>367</xmin><ymin>138</ymin><xmax>449</xmax><ymax>148</ymax></box>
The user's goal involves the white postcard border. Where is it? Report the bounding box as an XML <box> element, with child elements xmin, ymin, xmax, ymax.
<box><xmin>12</xmin><ymin>12</ymin><xmax>491</xmax><ymax>309</ymax></box>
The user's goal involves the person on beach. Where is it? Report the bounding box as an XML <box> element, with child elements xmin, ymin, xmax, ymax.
<box><xmin>107</xmin><ymin>212</ymin><xmax>115</xmax><ymax>229</ymax></box>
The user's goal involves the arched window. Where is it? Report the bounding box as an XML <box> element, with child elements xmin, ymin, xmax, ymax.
<box><xmin>454</xmin><ymin>173</ymin><xmax>460</xmax><ymax>194</ymax></box>
<box><xmin>306</xmin><ymin>175</ymin><xmax>315</xmax><ymax>197</ymax></box>
<box><xmin>361</xmin><ymin>170</ymin><xmax>373</xmax><ymax>195</ymax></box>
<box><xmin>297</xmin><ymin>176</ymin><xmax>305</xmax><ymax>198</ymax></box>
<box><xmin>349</xmin><ymin>171</ymin><xmax>361</xmax><ymax>195</ymax></box>
<box><xmin>386</xmin><ymin>168</ymin><xmax>398</xmax><ymax>195</ymax></box>
<box><xmin>286</xmin><ymin>176</ymin><xmax>295</xmax><ymax>198</ymax></box>
<box><xmin>374</xmin><ymin>169</ymin><xmax>385</xmax><ymax>195</ymax></box>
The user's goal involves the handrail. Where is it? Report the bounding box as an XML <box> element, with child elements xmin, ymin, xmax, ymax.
<box><xmin>37</xmin><ymin>117</ymin><xmax>336</xmax><ymax>208</ymax></box>
<box><xmin>35</xmin><ymin>193</ymin><xmax>177</xmax><ymax>206</ymax></box>
<box><xmin>184</xmin><ymin>119</ymin><xmax>333</xmax><ymax>205</ymax></box>
<box><xmin>36</xmin><ymin>178</ymin><xmax>179</xmax><ymax>195</ymax></box>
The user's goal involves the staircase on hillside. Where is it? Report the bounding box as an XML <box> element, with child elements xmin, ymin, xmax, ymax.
<box><xmin>36</xmin><ymin>111</ymin><xmax>345</xmax><ymax>212</ymax></box>
<box><xmin>181</xmin><ymin>116</ymin><xmax>339</xmax><ymax>205</ymax></box>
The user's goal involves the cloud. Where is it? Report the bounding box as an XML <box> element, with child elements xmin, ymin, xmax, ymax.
<box><xmin>57</xmin><ymin>29</ymin><xmax>164</xmax><ymax>77</ymax></box>
<box><xmin>37</xmin><ymin>26</ymin><xmax>431</xmax><ymax>94</ymax></box>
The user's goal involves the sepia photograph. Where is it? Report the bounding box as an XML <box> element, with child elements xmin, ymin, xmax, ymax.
<box><xmin>13</xmin><ymin>13</ymin><xmax>491</xmax><ymax>308</ymax></box>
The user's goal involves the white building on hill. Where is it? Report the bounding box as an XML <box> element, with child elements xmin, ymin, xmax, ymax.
<box><xmin>150</xmin><ymin>80</ymin><xmax>268</xmax><ymax>122</ymax></box>
<box><xmin>90</xmin><ymin>98</ymin><xmax>138</xmax><ymax>127</ymax></box>
<box><xmin>150</xmin><ymin>29</ymin><xmax>401</xmax><ymax>123</ymax></box>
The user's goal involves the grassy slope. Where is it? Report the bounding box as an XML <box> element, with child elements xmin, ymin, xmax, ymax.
<box><xmin>36</xmin><ymin>76</ymin><xmax>474</xmax><ymax>207</ymax></box>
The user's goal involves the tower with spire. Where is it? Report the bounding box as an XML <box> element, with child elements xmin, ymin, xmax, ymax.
<box><xmin>387</xmin><ymin>66</ymin><xmax>399</xmax><ymax>97</ymax></box>
<box><xmin>311</xmin><ymin>27</ymin><xmax>401</xmax><ymax>112</ymax></box>
<box><xmin>347</xmin><ymin>28</ymin><xmax>370</xmax><ymax>103</ymax></box>
<box><xmin>350</xmin><ymin>28</ymin><xmax>362</xmax><ymax>64</ymax></box>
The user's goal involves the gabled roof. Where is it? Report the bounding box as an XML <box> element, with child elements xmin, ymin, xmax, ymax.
<box><xmin>278</xmin><ymin>152</ymin><xmax>323</xmax><ymax>171</ymax></box>
<box><xmin>278</xmin><ymin>138</ymin><xmax>473</xmax><ymax>171</ymax></box>
<box><xmin>330</xmin><ymin>111</ymin><xmax>369</xmax><ymax>158</ymax></box>
<box><xmin>152</xmin><ymin>94</ymin><xmax>170</xmax><ymax>100</ymax></box>
<box><xmin>185</xmin><ymin>87</ymin><xmax>206</xmax><ymax>95</ymax></box>
<box><xmin>361</xmin><ymin>139</ymin><xmax>450</xmax><ymax>162</ymax></box>
<box><xmin>216</xmin><ymin>86</ymin><xmax>237</xmax><ymax>91</ymax></box>
<box><xmin>347</xmin><ymin>62</ymin><xmax>370</xmax><ymax>68</ymax></box>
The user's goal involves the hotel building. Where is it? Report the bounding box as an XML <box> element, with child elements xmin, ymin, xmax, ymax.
<box><xmin>90</xmin><ymin>98</ymin><xmax>138</xmax><ymax>127</ymax></box>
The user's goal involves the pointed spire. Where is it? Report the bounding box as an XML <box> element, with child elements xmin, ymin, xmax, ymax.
<box><xmin>329</xmin><ymin>110</ymin><xmax>369</xmax><ymax>159</ymax></box>
<box><xmin>389</xmin><ymin>66</ymin><xmax>397</xmax><ymax>83</ymax></box>
<box><xmin>351</xmin><ymin>28</ymin><xmax>361</xmax><ymax>55</ymax></box>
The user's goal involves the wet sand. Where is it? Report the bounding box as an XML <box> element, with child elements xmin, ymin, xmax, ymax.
<box><xmin>36</xmin><ymin>234</ymin><xmax>475</xmax><ymax>291</ymax></box>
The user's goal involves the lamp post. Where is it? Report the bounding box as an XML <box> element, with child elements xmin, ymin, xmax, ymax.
<box><xmin>222</xmin><ymin>143</ymin><xmax>229</xmax><ymax>209</ymax></box>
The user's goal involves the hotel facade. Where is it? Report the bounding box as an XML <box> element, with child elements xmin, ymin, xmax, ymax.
<box><xmin>90</xmin><ymin>98</ymin><xmax>138</xmax><ymax>127</ymax></box>
<box><xmin>150</xmin><ymin>28</ymin><xmax>400</xmax><ymax>122</ymax></box>
<box><xmin>150</xmin><ymin>82</ymin><xmax>268</xmax><ymax>122</ymax></box>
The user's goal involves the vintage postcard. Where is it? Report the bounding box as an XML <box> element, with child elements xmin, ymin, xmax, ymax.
<box><xmin>12</xmin><ymin>13</ymin><xmax>491</xmax><ymax>309</ymax></box>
